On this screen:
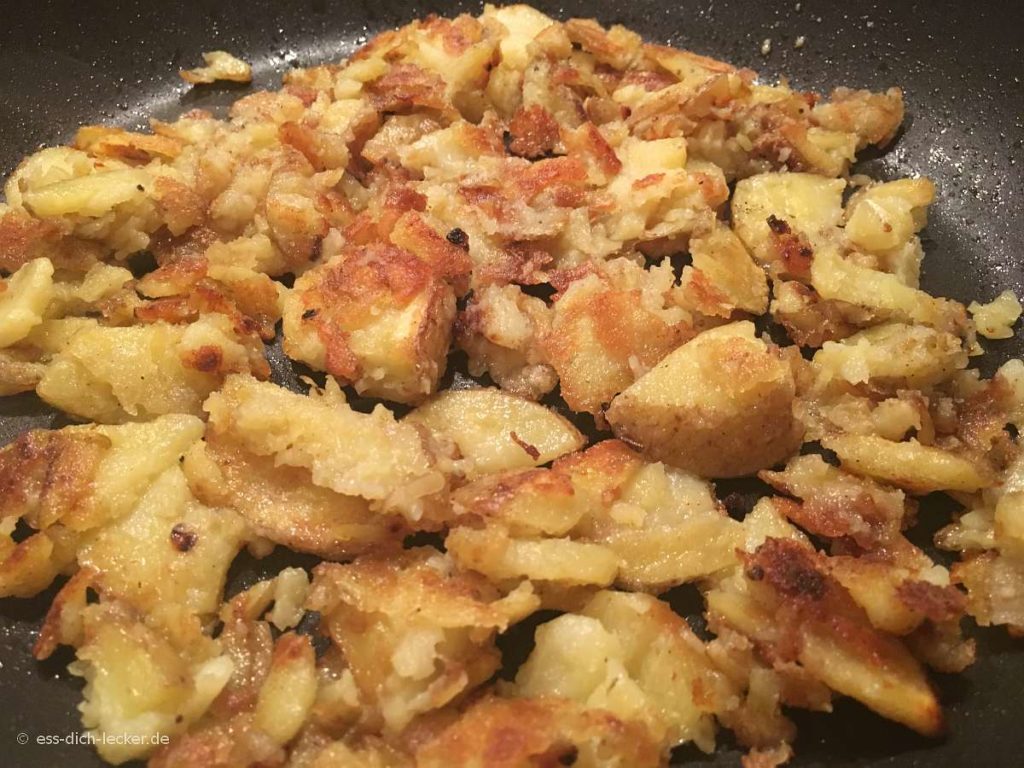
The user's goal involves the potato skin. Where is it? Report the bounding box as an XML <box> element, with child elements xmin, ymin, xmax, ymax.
<box><xmin>606</xmin><ymin>322</ymin><xmax>803</xmax><ymax>477</ymax></box>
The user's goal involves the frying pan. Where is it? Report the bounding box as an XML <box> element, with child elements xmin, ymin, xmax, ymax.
<box><xmin>1</xmin><ymin>0</ymin><xmax>1022</xmax><ymax>765</ymax></box>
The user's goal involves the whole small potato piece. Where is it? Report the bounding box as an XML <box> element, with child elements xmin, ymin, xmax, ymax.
<box><xmin>606</xmin><ymin>321</ymin><xmax>802</xmax><ymax>477</ymax></box>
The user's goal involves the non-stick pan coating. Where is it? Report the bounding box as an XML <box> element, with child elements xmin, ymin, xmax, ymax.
<box><xmin>1</xmin><ymin>1</ymin><xmax>1022</xmax><ymax>765</ymax></box>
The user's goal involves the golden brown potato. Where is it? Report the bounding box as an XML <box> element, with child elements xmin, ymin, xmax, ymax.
<box><xmin>811</xmin><ymin>322</ymin><xmax>967</xmax><ymax>392</ymax></box>
<box><xmin>543</xmin><ymin>258</ymin><xmax>693</xmax><ymax>417</ymax></box>
<box><xmin>183</xmin><ymin>435</ymin><xmax>405</xmax><ymax>559</ymax></box>
<box><xmin>446</xmin><ymin>525</ymin><xmax>620</xmax><ymax>586</ymax></box>
<box><xmin>0</xmin><ymin>257</ymin><xmax>54</xmax><ymax>348</ymax></box>
<box><xmin>282</xmin><ymin>243</ymin><xmax>457</xmax><ymax>404</ymax></box>
<box><xmin>706</xmin><ymin>538</ymin><xmax>943</xmax><ymax>737</ymax></box>
<box><xmin>309</xmin><ymin>548</ymin><xmax>538</xmax><ymax>731</ymax></box>
<box><xmin>204</xmin><ymin>375</ymin><xmax>454</xmax><ymax>521</ymax></box>
<box><xmin>415</xmin><ymin>694</ymin><xmax>661</xmax><ymax>768</ymax></box>
<box><xmin>676</xmin><ymin>223</ymin><xmax>769</xmax><ymax>317</ymax></box>
<box><xmin>405</xmin><ymin>386</ymin><xmax>584</xmax><ymax>477</ymax></box>
<box><xmin>513</xmin><ymin>590</ymin><xmax>731</xmax><ymax>752</ymax></box>
<box><xmin>823</xmin><ymin>434</ymin><xmax>993</xmax><ymax>494</ymax></box>
<box><xmin>731</xmin><ymin>172</ymin><xmax>845</xmax><ymax>277</ymax></box>
<box><xmin>607</xmin><ymin>321</ymin><xmax>803</xmax><ymax>477</ymax></box>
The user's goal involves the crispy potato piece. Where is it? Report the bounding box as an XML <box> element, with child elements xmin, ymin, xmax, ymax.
<box><xmin>826</xmin><ymin>556</ymin><xmax>964</xmax><ymax>636</ymax></box>
<box><xmin>451</xmin><ymin>441</ymin><xmax>741</xmax><ymax>591</ymax></box>
<box><xmin>810</xmin><ymin>247</ymin><xmax>963</xmax><ymax>331</ymax></box>
<box><xmin>811</xmin><ymin>87</ymin><xmax>905</xmax><ymax>149</ymax></box>
<box><xmin>812</xmin><ymin>322</ymin><xmax>967</xmax><ymax>391</ymax></box>
<box><xmin>953</xmin><ymin>551</ymin><xmax>1024</xmax><ymax>632</ymax></box>
<box><xmin>180</xmin><ymin>50</ymin><xmax>253</xmax><ymax>84</ymax></box>
<box><xmin>456</xmin><ymin>284</ymin><xmax>557</xmax><ymax>401</ymax></box>
<box><xmin>823</xmin><ymin>434</ymin><xmax>993</xmax><ymax>494</ymax></box>
<box><xmin>282</xmin><ymin>244</ymin><xmax>456</xmax><ymax>404</ymax></box>
<box><xmin>37</xmin><ymin>315</ymin><xmax>268</xmax><ymax>423</ymax></box>
<box><xmin>544</xmin><ymin>258</ymin><xmax>693</xmax><ymax>417</ymax></box>
<box><xmin>677</xmin><ymin>224</ymin><xmax>769</xmax><ymax>317</ymax></box>
<box><xmin>844</xmin><ymin>178</ymin><xmax>933</xmax><ymax>254</ymax></box>
<box><xmin>405</xmin><ymin>387</ymin><xmax>584</xmax><ymax>477</ymax></box>
<box><xmin>451</xmin><ymin>467</ymin><xmax>583</xmax><ymax>536</ymax></box>
<box><xmin>969</xmin><ymin>290</ymin><xmax>1022</xmax><ymax>340</ymax></box>
<box><xmin>706</xmin><ymin>539</ymin><xmax>943</xmax><ymax>737</ymax></box>
<box><xmin>514</xmin><ymin>590</ymin><xmax>731</xmax><ymax>752</ymax></box>
<box><xmin>415</xmin><ymin>694</ymin><xmax>661</xmax><ymax>768</ymax></box>
<box><xmin>607</xmin><ymin>321</ymin><xmax>802</xmax><ymax>477</ymax></box>
<box><xmin>731</xmin><ymin>172</ymin><xmax>845</xmax><ymax>276</ymax></box>
<box><xmin>0</xmin><ymin>415</ymin><xmax>204</xmax><ymax>597</ymax></box>
<box><xmin>78</xmin><ymin>465</ymin><xmax>248</xmax><ymax>627</ymax></box>
<box><xmin>72</xmin><ymin>601</ymin><xmax>233</xmax><ymax>764</ymax></box>
<box><xmin>253</xmin><ymin>632</ymin><xmax>318</xmax><ymax>746</ymax></box>
<box><xmin>183</xmin><ymin>436</ymin><xmax>404</xmax><ymax>559</ymax></box>
<box><xmin>446</xmin><ymin>525</ymin><xmax>620</xmax><ymax>586</ymax></box>
<box><xmin>309</xmin><ymin>548</ymin><xmax>538</xmax><ymax>731</ymax></box>
<box><xmin>760</xmin><ymin>454</ymin><xmax>908</xmax><ymax>548</ymax></box>
<box><xmin>204</xmin><ymin>375</ymin><xmax>453</xmax><ymax>521</ymax></box>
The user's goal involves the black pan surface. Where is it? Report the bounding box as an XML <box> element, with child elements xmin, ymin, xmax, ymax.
<box><xmin>1</xmin><ymin>1</ymin><xmax>1022</xmax><ymax>766</ymax></box>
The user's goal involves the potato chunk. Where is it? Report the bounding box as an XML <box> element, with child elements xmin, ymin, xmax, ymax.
<box><xmin>0</xmin><ymin>257</ymin><xmax>54</xmax><ymax>347</ymax></box>
<box><xmin>405</xmin><ymin>387</ymin><xmax>584</xmax><ymax>477</ymax></box>
<box><xmin>183</xmin><ymin>436</ymin><xmax>404</xmax><ymax>559</ymax></box>
<box><xmin>309</xmin><ymin>548</ymin><xmax>538</xmax><ymax>732</ymax></box>
<box><xmin>677</xmin><ymin>224</ymin><xmax>769</xmax><ymax>317</ymax></box>
<box><xmin>514</xmin><ymin>591</ymin><xmax>731</xmax><ymax>752</ymax></box>
<box><xmin>204</xmin><ymin>375</ymin><xmax>453</xmax><ymax>521</ymax></box>
<box><xmin>72</xmin><ymin>602</ymin><xmax>233</xmax><ymax>764</ymax></box>
<box><xmin>823</xmin><ymin>434</ymin><xmax>993</xmax><ymax>494</ymax></box>
<box><xmin>36</xmin><ymin>316</ymin><xmax>267</xmax><ymax>423</ymax></box>
<box><xmin>706</xmin><ymin>538</ymin><xmax>943</xmax><ymax>737</ymax></box>
<box><xmin>812</xmin><ymin>322</ymin><xmax>967</xmax><ymax>391</ymax></box>
<box><xmin>731</xmin><ymin>172</ymin><xmax>845</xmax><ymax>275</ymax></box>
<box><xmin>544</xmin><ymin>258</ymin><xmax>692</xmax><ymax>416</ymax></box>
<box><xmin>415</xmin><ymin>694</ymin><xmax>661</xmax><ymax>768</ymax></box>
<box><xmin>79</xmin><ymin>464</ymin><xmax>246</xmax><ymax>617</ymax></box>
<box><xmin>180</xmin><ymin>50</ymin><xmax>253</xmax><ymax>84</ymax></box>
<box><xmin>282</xmin><ymin>244</ymin><xmax>456</xmax><ymax>404</ymax></box>
<box><xmin>607</xmin><ymin>321</ymin><xmax>802</xmax><ymax>477</ymax></box>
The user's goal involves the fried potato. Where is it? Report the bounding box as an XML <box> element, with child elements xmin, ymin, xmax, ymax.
<box><xmin>823</xmin><ymin>434</ymin><xmax>993</xmax><ymax>494</ymax></box>
<box><xmin>0</xmin><ymin>415</ymin><xmax>203</xmax><ymax>597</ymax></box>
<box><xmin>514</xmin><ymin>590</ymin><xmax>731</xmax><ymax>752</ymax></box>
<box><xmin>415</xmin><ymin>694</ymin><xmax>661</xmax><ymax>768</ymax></box>
<box><xmin>706</xmin><ymin>538</ymin><xmax>943</xmax><ymax>737</ymax></box>
<box><xmin>78</xmin><ymin>464</ymin><xmax>248</xmax><ymax>627</ymax></box>
<box><xmin>607</xmin><ymin>321</ymin><xmax>802</xmax><ymax>477</ymax></box>
<box><xmin>405</xmin><ymin>387</ymin><xmax>584</xmax><ymax>476</ymax></box>
<box><xmin>677</xmin><ymin>223</ymin><xmax>769</xmax><ymax>317</ymax></box>
<box><xmin>309</xmin><ymin>548</ymin><xmax>538</xmax><ymax>731</ymax></box>
<box><xmin>183</xmin><ymin>435</ymin><xmax>404</xmax><ymax>559</ymax></box>
<box><xmin>543</xmin><ymin>258</ymin><xmax>692</xmax><ymax>416</ymax></box>
<box><xmin>446</xmin><ymin>525</ymin><xmax>620</xmax><ymax>586</ymax></box>
<box><xmin>37</xmin><ymin>315</ymin><xmax>268</xmax><ymax>423</ymax></box>
<box><xmin>180</xmin><ymin>50</ymin><xmax>253</xmax><ymax>85</ymax></box>
<box><xmin>969</xmin><ymin>290</ymin><xmax>1022</xmax><ymax>340</ymax></box>
<box><xmin>204</xmin><ymin>375</ymin><xmax>453</xmax><ymax>520</ymax></box>
<box><xmin>0</xmin><ymin>257</ymin><xmax>54</xmax><ymax>347</ymax></box>
<box><xmin>844</xmin><ymin>178</ymin><xmax>934</xmax><ymax>254</ymax></box>
<box><xmin>72</xmin><ymin>601</ymin><xmax>233</xmax><ymax>763</ymax></box>
<box><xmin>812</xmin><ymin>322</ymin><xmax>967</xmax><ymax>392</ymax></box>
<box><xmin>810</xmin><ymin>247</ymin><xmax>962</xmax><ymax>330</ymax></box>
<box><xmin>731</xmin><ymin>172</ymin><xmax>845</xmax><ymax>276</ymax></box>
<box><xmin>282</xmin><ymin>243</ymin><xmax>458</xmax><ymax>404</ymax></box>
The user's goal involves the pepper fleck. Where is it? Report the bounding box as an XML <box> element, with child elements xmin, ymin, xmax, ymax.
<box><xmin>170</xmin><ymin>523</ymin><xmax>198</xmax><ymax>552</ymax></box>
<box><xmin>446</xmin><ymin>227</ymin><xmax>470</xmax><ymax>250</ymax></box>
